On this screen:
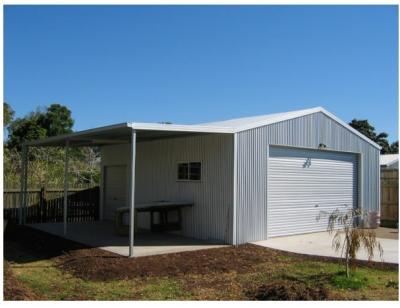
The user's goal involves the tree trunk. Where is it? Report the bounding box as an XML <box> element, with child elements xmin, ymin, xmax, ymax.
<box><xmin>345</xmin><ymin>234</ymin><xmax>350</xmax><ymax>278</ymax></box>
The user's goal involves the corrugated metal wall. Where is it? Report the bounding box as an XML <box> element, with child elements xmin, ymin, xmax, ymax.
<box><xmin>235</xmin><ymin>112</ymin><xmax>380</xmax><ymax>244</ymax></box>
<box><xmin>101</xmin><ymin>134</ymin><xmax>234</xmax><ymax>243</ymax></box>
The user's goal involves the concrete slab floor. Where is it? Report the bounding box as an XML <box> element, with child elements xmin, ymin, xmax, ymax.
<box><xmin>253</xmin><ymin>231</ymin><xmax>399</xmax><ymax>264</ymax></box>
<box><xmin>374</xmin><ymin>227</ymin><xmax>398</xmax><ymax>240</ymax></box>
<box><xmin>28</xmin><ymin>221</ymin><xmax>227</xmax><ymax>257</ymax></box>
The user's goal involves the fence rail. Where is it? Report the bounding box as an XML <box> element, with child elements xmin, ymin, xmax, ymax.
<box><xmin>380</xmin><ymin>169</ymin><xmax>398</xmax><ymax>226</ymax></box>
<box><xmin>4</xmin><ymin>186</ymin><xmax>100</xmax><ymax>223</ymax></box>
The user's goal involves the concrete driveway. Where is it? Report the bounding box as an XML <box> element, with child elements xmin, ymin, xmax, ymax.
<box><xmin>253</xmin><ymin>230</ymin><xmax>399</xmax><ymax>264</ymax></box>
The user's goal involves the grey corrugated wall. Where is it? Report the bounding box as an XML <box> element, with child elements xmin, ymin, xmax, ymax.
<box><xmin>235</xmin><ymin>112</ymin><xmax>380</xmax><ymax>244</ymax></box>
<box><xmin>101</xmin><ymin>133</ymin><xmax>234</xmax><ymax>243</ymax></box>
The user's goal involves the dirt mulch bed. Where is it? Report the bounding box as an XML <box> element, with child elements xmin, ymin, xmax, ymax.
<box><xmin>55</xmin><ymin>244</ymin><xmax>397</xmax><ymax>283</ymax></box>
<box><xmin>5</xmin><ymin>223</ymin><xmax>398</xmax><ymax>284</ymax></box>
<box><xmin>3</xmin><ymin>262</ymin><xmax>40</xmax><ymax>301</ymax></box>
<box><xmin>55</xmin><ymin>244</ymin><xmax>285</xmax><ymax>281</ymax></box>
<box><xmin>246</xmin><ymin>279</ymin><xmax>331</xmax><ymax>300</ymax></box>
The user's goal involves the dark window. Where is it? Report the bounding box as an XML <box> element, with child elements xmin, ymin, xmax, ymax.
<box><xmin>178</xmin><ymin>163</ymin><xmax>189</xmax><ymax>180</ymax></box>
<box><xmin>177</xmin><ymin>162</ymin><xmax>201</xmax><ymax>181</ymax></box>
<box><xmin>189</xmin><ymin>162</ymin><xmax>201</xmax><ymax>180</ymax></box>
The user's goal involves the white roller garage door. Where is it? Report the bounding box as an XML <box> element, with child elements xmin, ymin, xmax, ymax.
<box><xmin>267</xmin><ymin>146</ymin><xmax>358</xmax><ymax>237</ymax></box>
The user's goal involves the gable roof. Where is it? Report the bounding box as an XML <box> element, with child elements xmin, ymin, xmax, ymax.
<box><xmin>201</xmin><ymin>107</ymin><xmax>322</xmax><ymax>130</ymax></box>
<box><xmin>380</xmin><ymin>154</ymin><xmax>399</xmax><ymax>167</ymax></box>
<box><xmin>26</xmin><ymin>106</ymin><xmax>380</xmax><ymax>149</ymax></box>
<box><xmin>200</xmin><ymin>106</ymin><xmax>381</xmax><ymax>149</ymax></box>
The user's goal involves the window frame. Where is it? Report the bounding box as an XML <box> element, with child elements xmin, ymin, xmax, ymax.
<box><xmin>177</xmin><ymin>161</ymin><xmax>202</xmax><ymax>182</ymax></box>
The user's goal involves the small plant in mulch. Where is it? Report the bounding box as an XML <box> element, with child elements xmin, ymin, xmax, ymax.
<box><xmin>246</xmin><ymin>279</ymin><xmax>330</xmax><ymax>300</ymax></box>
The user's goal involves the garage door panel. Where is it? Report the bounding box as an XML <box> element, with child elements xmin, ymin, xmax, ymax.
<box><xmin>269</xmin><ymin>203</ymin><xmax>352</xmax><ymax>210</ymax></box>
<box><xmin>267</xmin><ymin>146</ymin><xmax>358</xmax><ymax>237</ymax></box>
<box><xmin>269</xmin><ymin>186</ymin><xmax>356</xmax><ymax>191</ymax></box>
<box><xmin>269</xmin><ymin>194</ymin><xmax>356</xmax><ymax>200</ymax></box>
<box><xmin>270</xmin><ymin>163</ymin><xmax>355</xmax><ymax>170</ymax></box>
<box><xmin>269</xmin><ymin>207</ymin><xmax>351</xmax><ymax>215</ymax></box>
<box><xmin>270</xmin><ymin>175</ymin><xmax>355</xmax><ymax>179</ymax></box>
<box><xmin>269</xmin><ymin>190</ymin><xmax>356</xmax><ymax>196</ymax></box>
<box><xmin>270</xmin><ymin>146</ymin><xmax>356</xmax><ymax>159</ymax></box>
<box><xmin>268</xmin><ymin>212</ymin><xmax>350</xmax><ymax>236</ymax></box>
<box><xmin>268</xmin><ymin>200</ymin><xmax>347</xmax><ymax>204</ymax></box>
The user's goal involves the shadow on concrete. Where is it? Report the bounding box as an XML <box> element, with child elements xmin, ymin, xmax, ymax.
<box><xmin>4</xmin><ymin>222</ymin><xmax>90</xmax><ymax>264</ymax></box>
<box><xmin>5</xmin><ymin>221</ymin><xmax>226</xmax><ymax>259</ymax></box>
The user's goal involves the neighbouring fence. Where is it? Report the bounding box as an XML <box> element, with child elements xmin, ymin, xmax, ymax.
<box><xmin>4</xmin><ymin>186</ymin><xmax>100</xmax><ymax>224</ymax></box>
<box><xmin>380</xmin><ymin>169</ymin><xmax>398</xmax><ymax>227</ymax></box>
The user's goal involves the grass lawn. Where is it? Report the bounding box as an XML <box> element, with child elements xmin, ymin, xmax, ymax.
<box><xmin>4</xmin><ymin>226</ymin><xmax>399</xmax><ymax>301</ymax></box>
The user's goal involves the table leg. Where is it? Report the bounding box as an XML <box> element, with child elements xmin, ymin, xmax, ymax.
<box><xmin>150</xmin><ymin>210</ymin><xmax>154</xmax><ymax>232</ymax></box>
<box><xmin>134</xmin><ymin>209</ymin><xmax>138</xmax><ymax>234</ymax></box>
<box><xmin>177</xmin><ymin>208</ymin><xmax>182</xmax><ymax>229</ymax></box>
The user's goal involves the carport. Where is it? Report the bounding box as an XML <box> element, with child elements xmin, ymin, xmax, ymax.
<box><xmin>21</xmin><ymin>122</ymin><xmax>232</xmax><ymax>257</ymax></box>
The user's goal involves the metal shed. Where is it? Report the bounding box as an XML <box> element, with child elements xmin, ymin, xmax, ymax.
<box><xmin>22</xmin><ymin>106</ymin><xmax>380</xmax><ymax>255</ymax></box>
<box><xmin>380</xmin><ymin>154</ymin><xmax>399</xmax><ymax>170</ymax></box>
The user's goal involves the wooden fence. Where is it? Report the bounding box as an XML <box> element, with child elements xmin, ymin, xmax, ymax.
<box><xmin>4</xmin><ymin>186</ymin><xmax>100</xmax><ymax>224</ymax></box>
<box><xmin>380</xmin><ymin>169</ymin><xmax>398</xmax><ymax>226</ymax></box>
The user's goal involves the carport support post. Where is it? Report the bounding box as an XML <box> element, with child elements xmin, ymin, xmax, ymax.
<box><xmin>63</xmin><ymin>140</ymin><xmax>70</xmax><ymax>237</ymax></box>
<box><xmin>19</xmin><ymin>145</ymin><xmax>28</xmax><ymax>224</ymax></box>
<box><xmin>129</xmin><ymin>129</ymin><xmax>137</xmax><ymax>257</ymax></box>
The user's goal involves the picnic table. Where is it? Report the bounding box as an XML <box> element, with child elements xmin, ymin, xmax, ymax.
<box><xmin>115</xmin><ymin>201</ymin><xmax>193</xmax><ymax>235</ymax></box>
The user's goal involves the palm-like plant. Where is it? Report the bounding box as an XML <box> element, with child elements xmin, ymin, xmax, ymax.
<box><xmin>318</xmin><ymin>208</ymin><xmax>383</xmax><ymax>278</ymax></box>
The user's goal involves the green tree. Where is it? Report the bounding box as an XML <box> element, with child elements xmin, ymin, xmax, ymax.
<box><xmin>349</xmin><ymin>119</ymin><xmax>392</xmax><ymax>154</ymax></box>
<box><xmin>3</xmin><ymin>102</ymin><xmax>15</xmax><ymax>128</ymax></box>
<box><xmin>4</xmin><ymin>103</ymin><xmax>100</xmax><ymax>188</ymax></box>
<box><xmin>7</xmin><ymin>114</ymin><xmax>47</xmax><ymax>150</ymax></box>
<box><xmin>7</xmin><ymin>104</ymin><xmax>74</xmax><ymax>150</ymax></box>
<box><xmin>37</xmin><ymin>103</ymin><xmax>74</xmax><ymax>137</ymax></box>
<box><xmin>375</xmin><ymin>132</ymin><xmax>390</xmax><ymax>154</ymax></box>
<box><xmin>389</xmin><ymin>141</ymin><xmax>398</xmax><ymax>154</ymax></box>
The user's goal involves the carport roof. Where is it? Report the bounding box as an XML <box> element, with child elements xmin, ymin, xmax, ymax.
<box><xmin>24</xmin><ymin>122</ymin><xmax>234</xmax><ymax>147</ymax></box>
<box><xmin>25</xmin><ymin>106</ymin><xmax>380</xmax><ymax>149</ymax></box>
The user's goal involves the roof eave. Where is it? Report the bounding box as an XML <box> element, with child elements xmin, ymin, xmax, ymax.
<box><xmin>320</xmin><ymin>108</ymin><xmax>381</xmax><ymax>150</ymax></box>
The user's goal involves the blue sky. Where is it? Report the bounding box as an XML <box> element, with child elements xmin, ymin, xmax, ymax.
<box><xmin>4</xmin><ymin>5</ymin><xmax>399</xmax><ymax>142</ymax></box>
